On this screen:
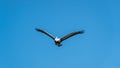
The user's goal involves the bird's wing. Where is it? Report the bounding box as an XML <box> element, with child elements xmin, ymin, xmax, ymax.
<box><xmin>60</xmin><ymin>30</ymin><xmax>84</xmax><ymax>42</ymax></box>
<box><xmin>35</xmin><ymin>28</ymin><xmax>55</xmax><ymax>40</ymax></box>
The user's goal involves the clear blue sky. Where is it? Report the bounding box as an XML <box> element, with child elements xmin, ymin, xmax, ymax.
<box><xmin>0</xmin><ymin>0</ymin><xmax>120</xmax><ymax>68</ymax></box>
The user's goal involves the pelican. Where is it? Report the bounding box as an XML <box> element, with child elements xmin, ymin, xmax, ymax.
<box><xmin>35</xmin><ymin>28</ymin><xmax>84</xmax><ymax>47</ymax></box>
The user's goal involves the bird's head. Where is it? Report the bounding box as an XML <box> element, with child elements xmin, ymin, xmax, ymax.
<box><xmin>55</xmin><ymin>37</ymin><xmax>61</xmax><ymax>42</ymax></box>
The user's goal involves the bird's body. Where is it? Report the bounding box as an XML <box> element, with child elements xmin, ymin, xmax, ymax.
<box><xmin>54</xmin><ymin>37</ymin><xmax>62</xmax><ymax>46</ymax></box>
<box><xmin>35</xmin><ymin>28</ymin><xmax>84</xmax><ymax>47</ymax></box>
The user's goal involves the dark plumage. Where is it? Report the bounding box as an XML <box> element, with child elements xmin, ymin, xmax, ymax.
<box><xmin>35</xmin><ymin>28</ymin><xmax>84</xmax><ymax>47</ymax></box>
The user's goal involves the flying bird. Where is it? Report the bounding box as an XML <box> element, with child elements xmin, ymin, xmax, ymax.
<box><xmin>35</xmin><ymin>28</ymin><xmax>84</xmax><ymax>47</ymax></box>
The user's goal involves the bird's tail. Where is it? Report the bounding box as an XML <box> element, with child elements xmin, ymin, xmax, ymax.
<box><xmin>55</xmin><ymin>42</ymin><xmax>62</xmax><ymax>47</ymax></box>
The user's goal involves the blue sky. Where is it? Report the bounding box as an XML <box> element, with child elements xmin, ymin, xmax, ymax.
<box><xmin>0</xmin><ymin>0</ymin><xmax>120</xmax><ymax>68</ymax></box>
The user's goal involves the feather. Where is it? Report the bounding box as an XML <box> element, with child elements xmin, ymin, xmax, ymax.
<box><xmin>60</xmin><ymin>30</ymin><xmax>84</xmax><ymax>42</ymax></box>
<box><xmin>35</xmin><ymin>28</ymin><xmax>55</xmax><ymax>40</ymax></box>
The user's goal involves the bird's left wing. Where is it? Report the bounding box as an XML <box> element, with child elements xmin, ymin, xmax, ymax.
<box><xmin>60</xmin><ymin>30</ymin><xmax>84</xmax><ymax>42</ymax></box>
<box><xmin>35</xmin><ymin>28</ymin><xmax>55</xmax><ymax>40</ymax></box>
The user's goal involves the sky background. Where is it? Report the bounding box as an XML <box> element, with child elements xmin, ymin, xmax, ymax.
<box><xmin>0</xmin><ymin>0</ymin><xmax>120</xmax><ymax>68</ymax></box>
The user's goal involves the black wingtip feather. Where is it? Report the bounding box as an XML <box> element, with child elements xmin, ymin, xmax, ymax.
<box><xmin>35</xmin><ymin>28</ymin><xmax>44</xmax><ymax>32</ymax></box>
<box><xmin>78</xmin><ymin>30</ymin><xmax>84</xmax><ymax>34</ymax></box>
<box><xmin>35</xmin><ymin>28</ymin><xmax>40</xmax><ymax>31</ymax></box>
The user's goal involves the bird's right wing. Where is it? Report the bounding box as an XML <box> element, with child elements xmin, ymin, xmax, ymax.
<box><xmin>60</xmin><ymin>30</ymin><xmax>84</xmax><ymax>42</ymax></box>
<box><xmin>35</xmin><ymin>28</ymin><xmax>55</xmax><ymax>40</ymax></box>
